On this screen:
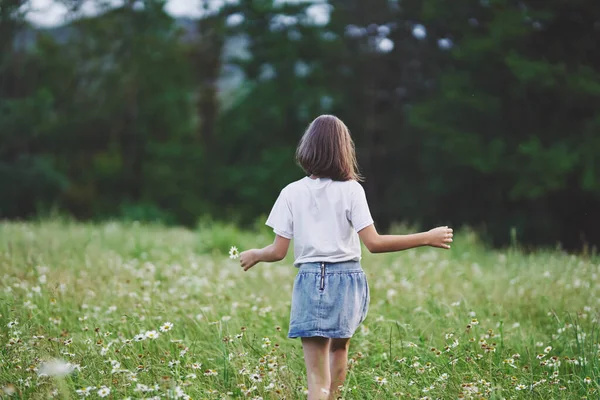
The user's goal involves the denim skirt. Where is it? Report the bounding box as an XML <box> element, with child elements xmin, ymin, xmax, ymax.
<box><xmin>288</xmin><ymin>260</ymin><xmax>370</xmax><ymax>339</ymax></box>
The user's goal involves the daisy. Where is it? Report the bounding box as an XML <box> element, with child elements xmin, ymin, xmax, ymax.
<box><xmin>159</xmin><ymin>322</ymin><xmax>173</xmax><ymax>332</ymax></box>
<box><xmin>229</xmin><ymin>246</ymin><xmax>240</xmax><ymax>259</ymax></box>
<box><xmin>374</xmin><ymin>376</ymin><xmax>388</xmax><ymax>385</ymax></box>
<box><xmin>75</xmin><ymin>386</ymin><xmax>95</xmax><ymax>397</ymax></box>
<box><xmin>97</xmin><ymin>386</ymin><xmax>111</xmax><ymax>397</ymax></box>
<box><xmin>145</xmin><ymin>330</ymin><xmax>159</xmax><ymax>340</ymax></box>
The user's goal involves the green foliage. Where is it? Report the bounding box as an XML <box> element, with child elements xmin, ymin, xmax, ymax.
<box><xmin>1</xmin><ymin>0</ymin><xmax>599</xmax><ymax>248</ymax></box>
<box><xmin>1</xmin><ymin>222</ymin><xmax>599</xmax><ymax>398</ymax></box>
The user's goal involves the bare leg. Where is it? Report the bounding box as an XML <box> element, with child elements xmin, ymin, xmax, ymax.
<box><xmin>301</xmin><ymin>337</ymin><xmax>331</xmax><ymax>400</ymax></box>
<box><xmin>328</xmin><ymin>338</ymin><xmax>351</xmax><ymax>398</ymax></box>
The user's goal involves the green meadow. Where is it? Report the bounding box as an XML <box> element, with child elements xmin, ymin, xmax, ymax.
<box><xmin>0</xmin><ymin>221</ymin><xmax>598</xmax><ymax>399</ymax></box>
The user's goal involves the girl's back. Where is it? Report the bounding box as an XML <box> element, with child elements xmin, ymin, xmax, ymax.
<box><xmin>238</xmin><ymin>114</ymin><xmax>453</xmax><ymax>400</ymax></box>
<box><xmin>266</xmin><ymin>176</ymin><xmax>373</xmax><ymax>266</ymax></box>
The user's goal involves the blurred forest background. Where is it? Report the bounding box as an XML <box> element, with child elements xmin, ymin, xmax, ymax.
<box><xmin>1</xmin><ymin>0</ymin><xmax>599</xmax><ymax>250</ymax></box>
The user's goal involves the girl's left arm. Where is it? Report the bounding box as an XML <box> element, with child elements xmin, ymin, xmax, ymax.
<box><xmin>239</xmin><ymin>235</ymin><xmax>291</xmax><ymax>271</ymax></box>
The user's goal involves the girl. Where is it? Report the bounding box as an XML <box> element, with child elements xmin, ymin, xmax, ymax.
<box><xmin>239</xmin><ymin>115</ymin><xmax>453</xmax><ymax>400</ymax></box>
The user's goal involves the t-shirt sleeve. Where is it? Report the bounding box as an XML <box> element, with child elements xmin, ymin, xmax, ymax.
<box><xmin>350</xmin><ymin>182</ymin><xmax>374</xmax><ymax>232</ymax></box>
<box><xmin>265</xmin><ymin>188</ymin><xmax>293</xmax><ymax>239</ymax></box>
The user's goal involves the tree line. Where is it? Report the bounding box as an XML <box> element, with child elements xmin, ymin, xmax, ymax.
<box><xmin>1</xmin><ymin>0</ymin><xmax>599</xmax><ymax>250</ymax></box>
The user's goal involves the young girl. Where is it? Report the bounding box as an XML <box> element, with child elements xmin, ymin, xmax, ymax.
<box><xmin>239</xmin><ymin>115</ymin><xmax>453</xmax><ymax>400</ymax></box>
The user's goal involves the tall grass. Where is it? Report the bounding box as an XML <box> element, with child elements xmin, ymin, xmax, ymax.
<box><xmin>0</xmin><ymin>220</ymin><xmax>598</xmax><ymax>399</ymax></box>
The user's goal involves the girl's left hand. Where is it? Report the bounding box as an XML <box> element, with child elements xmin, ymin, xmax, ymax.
<box><xmin>240</xmin><ymin>250</ymin><xmax>260</xmax><ymax>271</ymax></box>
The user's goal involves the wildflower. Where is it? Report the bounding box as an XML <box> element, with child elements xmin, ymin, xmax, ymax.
<box><xmin>229</xmin><ymin>246</ymin><xmax>239</xmax><ymax>259</ymax></box>
<box><xmin>38</xmin><ymin>359</ymin><xmax>74</xmax><ymax>377</ymax></box>
<box><xmin>251</xmin><ymin>374</ymin><xmax>262</xmax><ymax>382</ymax></box>
<box><xmin>75</xmin><ymin>386</ymin><xmax>95</xmax><ymax>397</ymax></box>
<box><xmin>134</xmin><ymin>334</ymin><xmax>145</xmax><ymax>341</ymax></box>
<box><xmin>585</xmin><ymin>377</ymin><xmax>592</xmax><ymax>384</ymax></box>
<box><xmin>191</xmin><ymin>363</ymin><xmax>201</xmax><ymax>369</ymax></box>
<box><xmin>515</xmin><ymin>384</ymin><xmax>527</xmax><ymax>391</ymax></box>
<box><xmin>145</xmin><ymin>330</ymin><xmax>159</xmax><ymax>340</ymax></box>
<box><xmin>503</xmin><ymin>358</ymin><xmax>516</xmax><ymax>368</ymax></box>
<box><xmin>97</xmin><ymin>386</ymin><xmax>111</xmax><ymax>397</ymax></box>
<box><xmin>204</xmin><ymin>369</ymin><xmax>218</xmax><ymax>376</ymax></box>
<box><xmin>159</xmin><ymin>322</ymin><xmax>173</xmax><ymax>332</ymax></box>
<box><xmin>7</xmin><ymin>321</ymin><xmax>18</xmax><ymax>328</ymax></box>
<box><xmin>471</xmin><ymin>318</ymin><xmax>479</xmax><ymax>325</ymax></box>
<box><xmin>544</xmin><ymin>346</ymin><xmax>552</xmax><ymax>353</ymax></box>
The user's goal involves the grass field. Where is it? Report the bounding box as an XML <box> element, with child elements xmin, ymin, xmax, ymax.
<box><xmin>0</xmin><ymin>220</ymin><xmax>599</xmax><ymax>399</ymax></box>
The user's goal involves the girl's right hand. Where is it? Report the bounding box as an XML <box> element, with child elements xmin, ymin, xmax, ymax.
<box><xmin>427</xmin><ymin>226</ymin><xmax>453</xmax><ymax>249</ymax></box>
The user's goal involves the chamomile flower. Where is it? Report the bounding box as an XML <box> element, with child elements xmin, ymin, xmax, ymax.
<box><xmin>374</xmin><ymin>376</ymin><xmax>388</xmax><ymax>385</ymax></box>
<box><xmin>145</xmin><ymin>330</ymin><xmax>159</xmax><ymax>340</ymax></box>
<box><xmin>38</xmin><ymin>359</ymin><xmax>74</xmax><ymax>377</ymax></box>
<box><xmin>229</xmin><ymin>246</ymin><xmax>240</xmax><ymax>259</ymax></box>
<box><xmin>159</xmin><ymin>322</ymin><xmax>173</xmax><ymax>332</ymax></box>
<box><xmin>97</xmin><ymin>386</ymin><xmax>111</xmax><ymax>397</ymax></box>
<box><xmin>75</xmin><ymin>386</ymin><xmax>95</xmax><ymax>397</ymax></box>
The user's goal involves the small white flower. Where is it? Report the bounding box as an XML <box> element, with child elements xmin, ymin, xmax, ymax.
<box><xmin>374</xmin><ymin>376</ymin><xmax>388</xmax><ymax>385</ymax></box>
<box><xmin>159</xmin><ymin>322</ymin><xmax>173</xmax><ymax>332</ymax></box>
<box><xmin>75</xmin><ymin>386</ymin><xmax>95</xmax><ymax>397</ymax></box>
<box><xmin>229</xmin><ymin>246</ymin><xmax>240</xmax><ymax>259</ymax></box>
<box><xmin>544</xmin><ymin>346</ymin><xmax>552</xmax><ymax>353</ymax></box>
<box><xmin>38</xmin><ymin>359</ymin><xmax>74</xmax><ymax>377</ymax></box>
<box><xmin>145</xmin><ymin>330</ymin><xmax>159</xmax><ymax>340</ymax></box>
<box><xmin>7</xmin><ymin>321</ymin><xmax>18</xmax><ymax>328</ymax></box>
<box><xmin>134</xmin><ymin>333</ymin><xmax>145</xmax><ymax>341</ymax></box>
<box><xmin>97</xmin><ymin>386</ymin><xmax>111</xmax><ymax>397</ymax></box>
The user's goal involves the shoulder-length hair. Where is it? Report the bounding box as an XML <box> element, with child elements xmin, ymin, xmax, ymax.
<box><xmin>295</xmin><ymin>115</ymin><xmax>363</xmax><ymax>181</ymax></box>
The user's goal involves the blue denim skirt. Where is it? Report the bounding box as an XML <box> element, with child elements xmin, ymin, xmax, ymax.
<box><xmin>288</xmin><ymin>260</ymin><xmax>370</xmax><ymax>339</ymax></box>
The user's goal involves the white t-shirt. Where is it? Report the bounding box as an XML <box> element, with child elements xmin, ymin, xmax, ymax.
<box><xmin>265</xmin><ymin>177</ymin><xmax>374</xmax><ymax>266</ymax></box>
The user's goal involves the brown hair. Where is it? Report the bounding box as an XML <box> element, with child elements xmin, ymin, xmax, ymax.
<box><xmin>295</xmin><ymin>115</ymin><xmax>362</xmax><ymax>181</ymax></box>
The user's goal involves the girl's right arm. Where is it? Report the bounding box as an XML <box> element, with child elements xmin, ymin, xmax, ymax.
<box><xmin>358</xmin><ymin>225</ymin><xmax>453</xmax><ymax>253</ymax></box>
